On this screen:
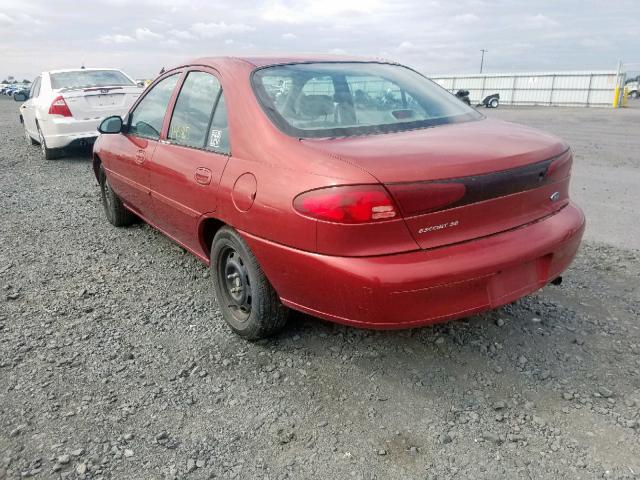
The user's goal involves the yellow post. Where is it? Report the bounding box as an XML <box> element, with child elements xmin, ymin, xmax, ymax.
<box><xmin>622</xmin><ymin>86</ymin><xmax>629</xmax><ymax>106</ymax></box>
<box><xmin>613</xmin><ymin>86</ymin><xmax>620</xmax><ymax>108</ymax></box>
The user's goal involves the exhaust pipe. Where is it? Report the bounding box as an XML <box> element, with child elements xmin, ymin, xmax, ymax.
<box><xmin>550</xmin><ymin>276</ymin><xmax>562</xmax><ymax>286</ymax></box>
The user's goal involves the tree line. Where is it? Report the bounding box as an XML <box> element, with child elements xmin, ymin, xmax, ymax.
<box><xmin>1</xmin><ymin>76</ymin><xmax>31</xmax><ymax>84</ymax></box>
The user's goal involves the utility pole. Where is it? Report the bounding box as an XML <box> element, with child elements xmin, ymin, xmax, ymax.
<box><xmin>480</xmin><ymin>49</ymin><xmax>487</xmax><ymax>74</ymax></box>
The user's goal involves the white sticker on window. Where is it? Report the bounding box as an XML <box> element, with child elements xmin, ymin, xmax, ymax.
<box><xmin>209</xmin><ymin>129</ymin><xmax>222</xmax><ymax>148</ymax></box>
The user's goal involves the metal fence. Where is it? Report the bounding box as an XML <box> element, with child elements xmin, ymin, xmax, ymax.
<box><xmin>429</xmin><ymin>71</ymin><xmax>620</xmax><ymax>107</ymax></box>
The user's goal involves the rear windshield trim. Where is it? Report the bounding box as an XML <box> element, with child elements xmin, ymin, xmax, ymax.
<box><xmin>250</xmin><ymin>61</ymin><xmax>482</xmax><ymax>139</ymax></box>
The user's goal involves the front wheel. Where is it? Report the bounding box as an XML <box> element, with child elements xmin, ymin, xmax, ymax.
<box><xmin>211</xmin><ymin>227</ymin><xmax>289</xmax><ymax>340</ymax></box>
<box><xmin>98</xmin><ymin>164</ymin><xmax>135</xmax><ymax>227</ymax></box>
<box><xmin>630</xmin><ymin>90</ymin><xmax>639</xmax><ymax>99</ymax></box>
<box><xmin>489</xmin><ymin>98</ymin><xmax>499</xmax><ymax>108</ymax></box>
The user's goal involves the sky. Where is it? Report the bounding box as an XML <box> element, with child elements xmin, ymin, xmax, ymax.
<box><xmin>0</xmin><ymin>0</ymin><xmax>638</xmax><ymax>82</ymax></box>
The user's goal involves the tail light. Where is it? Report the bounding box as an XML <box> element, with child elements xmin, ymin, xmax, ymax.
<box><xmin>293</xmin><ymin>185</ymin><xmax>397</xmax><ymax>224</ymax></box>
<box><xmin>545</xmin><ymin>151</ymin><xmax>572</xmax><ymax>182</ymax></box>
<box><xmin>386</xmin><ymin>182</ymin><xmax>466</xmax><ymax>216</ymax></box>
<box><xmin>48</xmin><ymin>96</ymin><xmax>72</xmax><ymax>117</ymax></box>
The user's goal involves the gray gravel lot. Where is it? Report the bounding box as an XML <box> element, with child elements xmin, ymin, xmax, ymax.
<box><xmin>1</xmin><ymin>97</ymin><xmax>639</xmax><ymax>480</ymax></box>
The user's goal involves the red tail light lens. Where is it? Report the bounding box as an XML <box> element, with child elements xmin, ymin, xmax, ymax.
<box><xmin>293</xmin><ymin>185</ymin><xmax>398</xmax><ymax>224</ymax></box>
<box><xmin>545</xmin><ymin>151</ymin><xmax>572</xmax><ymax>182</ymax></box>
<box><xmin>387</xmin><ymin>182</ymin><xmax>466</xmax><ymax>216</ymax></box>
<box><xmin>48</xmin><ymin>96</ymin><xmax>72</xmax><ymax>117</ymax></box>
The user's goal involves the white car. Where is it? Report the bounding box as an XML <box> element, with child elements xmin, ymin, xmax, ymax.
<box><xmin>15</xmin><ymin>68</ymin><xmax>142</xmax><ymax>159</ymax></box>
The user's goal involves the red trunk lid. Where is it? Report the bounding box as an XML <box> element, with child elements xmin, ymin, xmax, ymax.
<box><xmin>302</xmin><ymin>118</ymin><xmax>572</xmax><ymax>250</ymax></box>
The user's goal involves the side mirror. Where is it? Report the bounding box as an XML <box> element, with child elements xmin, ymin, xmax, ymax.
<box><xmin>14</xmin><ymin>92</ymin><xmax>27</xmax><ymax>102</ymax></box>
<box><xmin>98</xmin><ymin>115</ymin><xmax>123</xmax><ymax>134</ymax></box>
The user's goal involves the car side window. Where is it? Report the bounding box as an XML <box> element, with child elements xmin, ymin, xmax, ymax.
<box><xmin>30</xmin><ymin>77</ymin><xmax>41</xmax><ymax>98</ymax></box>
<box><xmin>168</xmin><ymin>72</ymin><xmax>221</xmax><ymax>149</ymax></box>
<box><xmin>206</xmin><ymin>91</ymin><xmax>230</xmax><ymax>155</ymax></box>
<box><xmin>128</xmin><ymin>74</ymin><xmax>179</xmax><ymax>140</ymax></box>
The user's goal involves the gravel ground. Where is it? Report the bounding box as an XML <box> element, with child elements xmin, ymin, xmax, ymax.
<box><xmin>1</xmin><ymin>97</ymin><xmax>639</xmax><ymax>480</ymax></box>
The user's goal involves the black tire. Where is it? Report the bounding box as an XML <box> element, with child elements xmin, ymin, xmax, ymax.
<box><xmin>630</xmin><ymin>90</ymin><xmax>639</xmax><ymax>99</ymax></box>
<box><xmin>211</xmin><ymin>227</ymin><xmax>289</xmax><ymax>340</ymax></box>
<box><xmin>98</xmin><ymin>164</ymin><xmax>135</xmax><ymax>227</ymax></box>
<box><xmin>489</xmin><ymin>98</ymin><xmax>499</xmax><ymax>108</ymax></box>
<box><xmin>37</xmin><ymin>125</ymin><xmax>61</xmax><ymax>160</ymax></box>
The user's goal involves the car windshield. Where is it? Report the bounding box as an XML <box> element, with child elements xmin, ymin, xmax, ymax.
<box><xmin>252</xmin><ymin>62</ymin><xmax>482</xmax><ymax>138</ymax></box>
<box><xmin>50</xmin><ymin>70</ymin><xmax>134</xmax><ymax>90</ymax></box>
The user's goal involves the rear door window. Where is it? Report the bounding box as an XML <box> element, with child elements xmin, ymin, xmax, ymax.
<box><xmin>168</xmin><ymin>72</ymin><xmax>221</xmax><ymax>149</ymax></box>
<box><xmin>206</xmin><ymin>92</ymin><xmax>230</xmax><ymax>155</ymax></box>
<box><xmin>128</xmin><ymin>74</ymin><xmax>179</xmax><ymax>140</ymax></box>
<box><xmin>167</xmin><ymin>70</ymin><xmax>231</xmax><ymax>154</ymax></box>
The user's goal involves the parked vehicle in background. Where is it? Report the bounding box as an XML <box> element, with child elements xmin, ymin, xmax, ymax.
<box><xmin>625</xmin><ymin>76</ymin><xmax>639</xmax><ymax>99</ymax></box>
<box><xmin>2</xmin><ymin>85</ymin><xmax>24</xmax><ymax>96</ymax></box>
<box><xmin>14</xmin><ymin>68</ymin><xmax>142</xmax><ymax>159</ymax></box>
<box><xmin>93</xmin><ymin>56</ymin><xmax>584</xmax><ymax>340</ymax></box>
<box><xmin>480</xmin><ymin>93</ymin><xmax>500</xmax><ymax>108</ymax></box>
<box><xmin>12</xmin><ymin>86</ymin><xmax>29</xmax><ymax>98</ymax></box>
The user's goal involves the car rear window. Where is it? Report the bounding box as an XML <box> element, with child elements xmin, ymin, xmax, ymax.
<box><xmin>50</xmin><ymin>70</ymin><xmax>134</xmax><ymax>90</ymax></box>
<box><xmin>252</xmin><ymin>62</ymin><xmax>482</xmax><ymax>138</ymax></box>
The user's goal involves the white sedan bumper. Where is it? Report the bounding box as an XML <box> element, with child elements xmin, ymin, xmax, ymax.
<box><xmin>38</xmin><ymin>116</ymin><xmax>102</xmax><ymax>149</ymax></box>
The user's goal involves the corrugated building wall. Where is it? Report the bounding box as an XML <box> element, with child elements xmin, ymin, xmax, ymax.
<box><xmin>429</xmin><ymin>71</ymin><xmax>620</xmax><ymax>107</ymax></box>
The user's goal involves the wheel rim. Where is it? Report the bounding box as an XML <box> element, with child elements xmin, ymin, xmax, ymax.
<box><xmin>218</xmin><ymin>246</ymin><xmax>252</xmax><ymax>323</ymax></box>
<box><xmin>38</xmin><ymin>129</ymin><xmax>46</xmax><ymax>155</ymax></box>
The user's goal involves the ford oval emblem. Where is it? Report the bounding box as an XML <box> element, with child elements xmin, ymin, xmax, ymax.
<box><xmin>550</xmin><ymin>191</ymin><xmax>560</xmax><ymax>202</ymax></box>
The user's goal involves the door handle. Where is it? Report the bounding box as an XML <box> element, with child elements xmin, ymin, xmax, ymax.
<box><xmin>135</xmin><ymin>149</ymin><xmax>145</xmax><ymax>164</ymax></box>
<box><xmin>195</xmin><ymin>167</ymin><xmax>212</xmax><ymax>185</ymax></box>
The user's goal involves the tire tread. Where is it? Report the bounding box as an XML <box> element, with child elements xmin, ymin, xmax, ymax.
<box><xmin>211</xmin><ymin>227</ymin><xmax>288</xmax><ymax>340</ymax></box>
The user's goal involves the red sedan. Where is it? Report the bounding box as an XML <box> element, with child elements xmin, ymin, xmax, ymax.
<box><xmin>93</xmin><ymin>56</ymin><xmax>585</xmax><ymax>339</ymax></box>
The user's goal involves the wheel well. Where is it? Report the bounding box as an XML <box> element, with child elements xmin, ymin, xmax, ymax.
<box><xmin>92</xmin><ymin>154</ymin><xmax>102</xmax><ymax>182</ymax></box>
<box><xmin>199</xmin><ymin>217</ymin><xmax>226</xmax><ymax>259</ymax></box>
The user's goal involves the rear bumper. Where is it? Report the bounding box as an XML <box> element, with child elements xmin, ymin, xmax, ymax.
<box><xmin>38</xmin><ymin>117</ymin><xmax>100</xmax><ymax>149</ymax></box>
<box><xmin>242</xmin><ymin>203</ymin><xmax>585</xmax><ymax>329</ymax></box>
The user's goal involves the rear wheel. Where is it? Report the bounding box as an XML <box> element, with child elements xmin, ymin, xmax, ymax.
<box><xmin>98</xmin><ymin>164</ymin><xmax>135</xmax><ymax>227</ymax></box>
<box><xmin>211</xmin><ymin>227</ymin><xmax>289</xmax><ymax>340</ymax></box>
<box><xmin>37</xmin><ymin>125</ymin><xmax>61</xmax><ymax>160</ymax></box>
<box><xmin>630</xmin><ymin>90</ymin><xmax>639</xmax><ymax>99</ymax></box>
<box><xmin>25</xmin><ymin>128</ymin><xmax>37</xmax><ymax>146</ymax></box>
<box><xmin>489</xmin><ymin>98</ymin><xmax>499</xmax><ymax>108</ymax></box>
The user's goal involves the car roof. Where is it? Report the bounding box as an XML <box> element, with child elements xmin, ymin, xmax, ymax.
<box><xmin>185</xmin><ymin>55</ymin><xmax>400</xmax><ymax>71</ymax></box>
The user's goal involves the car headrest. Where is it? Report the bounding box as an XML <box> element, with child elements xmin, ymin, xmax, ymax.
<box><xmin>334</xmin><ymin>90</ymin><xmax>353</xmax><ymax>104</ymax></box>
<box><xmin>299</xmin><ymin>95</ymin><xmax>334</xmax><ymax>118</ymax></box>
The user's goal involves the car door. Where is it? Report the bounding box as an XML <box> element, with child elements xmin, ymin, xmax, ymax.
<box><xmin>148</xmin><ymin>69</ymin><xmax>231</xmax><ymax>252</ymax></box>
<box><xmin>21</xmin><ymin>76</ymin><xmax>40</xmax><ymax>137</ymax></box>
<box><xmin>105</xmin><ymin>73</ymin><xmax>180</xmax><ymax>220</ymax></box>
